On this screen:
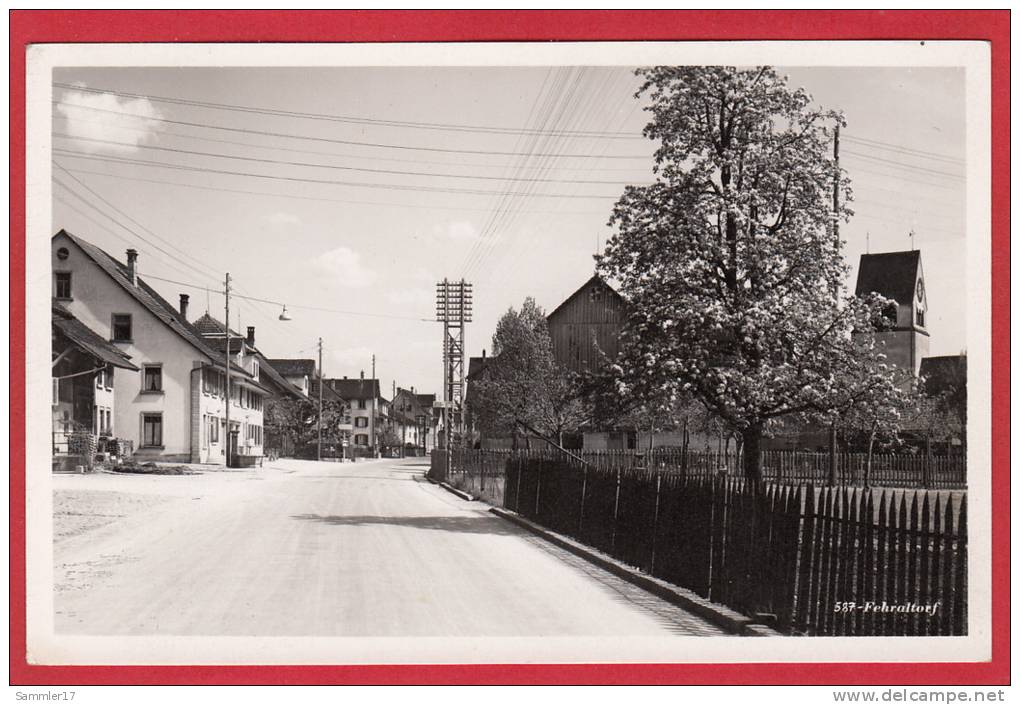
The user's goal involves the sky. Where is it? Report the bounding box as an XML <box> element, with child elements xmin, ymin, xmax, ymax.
<box><xmin>51</xmin><ymin>65</ymin><xmax>967</xmax><ymax>399</ymax></box>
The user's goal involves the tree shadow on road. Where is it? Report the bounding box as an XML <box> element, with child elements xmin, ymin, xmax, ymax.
<box><xmin>290</xmin><ymin>513</ymin><xmax>520</xmax><ymax>536</ymax></box>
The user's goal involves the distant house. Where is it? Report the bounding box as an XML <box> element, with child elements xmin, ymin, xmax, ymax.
<box><xmin>855</xmin><ymin>250</ymin><xmax>930</xmax><ymax>376</ymax></box>
<box><xmin>52</xmin><ymin>302</ymin><xmax>139</xmax><ymax>467</ymax></box>
<box><xmin>52</xmin><ymin>230</ymin><xmax>269</xmax><ymax>464</ymax></box>
<box><xmin>546</xmin><ymin>274</ymin><xmax>627</xmax><ymax>375</ymax></box>
<box><xmin>265</xmin><ymin>357</ymin><xmax>350</xmax><ymax>456</ymax></box>
<box><xmin>326</xmin><ymin>374</ymin><xmax>383</xmax><ymax>455</ymax></box>
<box><xmin>390</xmin><ymin>387</ymin><xmax>434</xmax><ymax>454</ymax></box>
<box><xmin>265</xmin><ymin>358</ymin><xmax>316</xmax><ymax>398</ymax></box>
<box><xmin>463</xmin><ymin>351</ymin><xmax>493</xmax><ymax>444</ymax></box>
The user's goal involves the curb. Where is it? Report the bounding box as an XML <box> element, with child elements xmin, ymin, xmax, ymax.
<box><xmin>424</xmin><ymin>474</ymin><xmax>475</xmax><ymax>502</ymax></box>
<box><xmin>489</xmin><ymin>506</ymin><xmax>780</xmax><ymax>637</ymax></box>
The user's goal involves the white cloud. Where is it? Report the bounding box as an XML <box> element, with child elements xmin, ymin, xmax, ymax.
<box><xmin>266</xmin><ymin>211</ymin><xmax>301</xmax><ymax>225</ymax></box>
<box><xmin>311</xmin><ymin>246</ymin><xmax>377</xmax><ymax>287</ymax></box>
<box><xmin>56</xmin><ymin>85</ymin><xmax>164</xmax><ymax>154</ymax></box>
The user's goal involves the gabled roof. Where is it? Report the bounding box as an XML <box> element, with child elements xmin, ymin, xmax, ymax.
<box><xmin>855</xmin><ymin>251</ymin><xmax>922</xmax><ymax>305</ymax></box>
<box><xmin>546</xmin><ymin>273</ymin><xmax>626</xmax><ymax>322</ymax></box>
<box><xmin>326</xmin><ymin>377</ymin><xmax>381</xmax><ymax>400</ymax></box>
<box><xmin>309</xmin><ymin>377</ymin><xmax>347</xmax><ymax>405</ymax></box>
<box><xmin>256</xmin><ymin>354</ymin><xmax>308</xmax><ymax>400</ymax></box>
<box><xmin>415</xmin><ymin>393</ymin><xmax>436</xmax><ymax>407</ymax></box>
<box><xmin>56</xmin><ymin>230</ymin><xmax>220</xmax><ymax>362</ymax></box>
<box><xmin>52</xmin><ymin>302</ymin><xmax>138</xmax><ymax>370</ymax></box>
<box><xmin>267</xmin><ymin>358</ymin><xmax>317</xmax><ymax>377</ymax></box>
<box><xmin>191</xmin><ymin>312</ymin><xmax>240</xmax><ymax>337</ymax></box>
<box><xmin>467</xmin><ymin>355</ymin><xmax>493</xmax><ymax>379</ymax></box>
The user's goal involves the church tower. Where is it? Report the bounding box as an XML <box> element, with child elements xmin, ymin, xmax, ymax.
<box><xmin>855</xmin><ymin>250</ymin><xmax>930</xmax><ymax>376</ymax></box>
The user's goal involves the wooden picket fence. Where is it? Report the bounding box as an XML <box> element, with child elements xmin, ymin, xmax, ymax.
<box><xmin>430</xmin><ymin>450</ymin><xmax>967</xmax><ymax>636</ymax></box>
<box><xmin>431</xmin><ymin>448</ymin><xmax>967</xmax><ymax>490</ymax></box>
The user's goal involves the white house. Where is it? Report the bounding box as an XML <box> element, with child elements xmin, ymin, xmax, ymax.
<box><xmin>52</xmin><ymin>230</ymin><xmax>269</xmax><ymax>464</ymax></box>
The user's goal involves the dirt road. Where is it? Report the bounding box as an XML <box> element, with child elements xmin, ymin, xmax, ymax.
<box><xmin>54</xmin><ymin>458</ymin><xmax>724</xmax><ymax>636</ymax></box>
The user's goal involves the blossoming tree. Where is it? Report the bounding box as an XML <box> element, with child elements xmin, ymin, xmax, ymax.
<box><xmin>598</xmin><ymin>66</ymin><xmax>911</xmax><ymax>483</ymax></box>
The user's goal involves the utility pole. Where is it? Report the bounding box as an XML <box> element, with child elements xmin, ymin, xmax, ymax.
<box><xmin>436</xmin><ymin>279</ymin><xmax>472</xmax><ymax>475</ymax></box>
<box><xmin>317</xmin><ymin>337</ymin><xmax>323</xmax><ymax>462</ymax></box>
<box><xmin>224</xmin><ymin>273</ymin><xmax>232</xmax><ymax>469</ymax></box>
<box><xmin>370</xmin><ymin>353</ymin><xmax>377</xmax><ymax>457</ymax></box>
<box><xmin>829</xmin><ymin>123</ymin><xmax>841</xmax><ymax>487</ymax></box>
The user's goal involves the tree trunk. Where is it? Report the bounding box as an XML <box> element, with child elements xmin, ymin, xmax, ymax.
<box><xmin>742</xmin><ymin>424</ymin><xmax>764</xmax><ymax>485</ymax></box>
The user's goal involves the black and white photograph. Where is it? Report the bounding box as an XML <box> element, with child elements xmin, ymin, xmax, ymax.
<box><xmin>26</xmin><ymin>40</ymin><xmax>991</xmax><ymax>666</ymax></box>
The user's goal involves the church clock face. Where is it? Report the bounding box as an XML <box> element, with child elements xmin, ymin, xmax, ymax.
<box><xmin>917</xmin><ymin>279</ymin><xmax>925</xmax><ymax>303</ymax></box>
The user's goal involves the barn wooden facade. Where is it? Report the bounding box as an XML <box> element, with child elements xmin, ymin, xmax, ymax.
<box><xmin>546</xmin><ymin>274</ymin><xmax>627</xmax><ymax>375</ymax></box>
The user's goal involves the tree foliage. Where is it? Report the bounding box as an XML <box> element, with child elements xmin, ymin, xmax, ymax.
<box><xmin>471</xmin><ymin>298</ymin><xmax>588</xmax><ymax>445</ymax></box>
<box><xmin>598</xmin><ymin>66</ymin><xmax>913</xmax><ymax>482</ymax></box>
<box><xmin>264</xmin><ymin>394</ymin><xmax>347</xmax><ymax>448</ymax></box>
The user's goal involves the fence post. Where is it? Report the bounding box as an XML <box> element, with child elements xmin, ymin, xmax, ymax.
<box><xmin>514</xmin><ymin>453</ymin><xmax>523</xmax><ymax>513</ymax></box>
<box><xmin>650</xmin><ymin>469</ymin><xmax>662</xmax><ymax>574</ymax></box>
<box><xmin>578</xmin><ymin>464</ymin><xmax>588</xmax><ymax>536</ymax></box>
<box><xmin>534</xmin><ymin>457</ymin><xmax>542</xmax><ymax>519</ymax></box>
<box><xmin>610</xmin><ymin>466</ymin><xmax>622</xmax><ymax>553</ymax></box>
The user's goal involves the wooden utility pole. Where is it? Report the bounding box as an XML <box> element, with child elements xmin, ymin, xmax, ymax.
<box><xmin>370</xmin><ymin>353</ymin><xmax>377</xmax><ymax>456</ymax></box>
<box><xmin>224</xmin><ymin>273</ymin><xmax>232</xmax><ymax>468</ymax></box>
<box><xmin>317</xmin><ymin>337</ymin><xmax>323</xmax><ymax>462</ymax></box>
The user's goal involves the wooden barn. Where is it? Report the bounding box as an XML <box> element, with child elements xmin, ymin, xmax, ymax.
<box><xmin>546</xmin><ymin>274</ymin><xmax>627</xmax><ymax>375</ymax></box>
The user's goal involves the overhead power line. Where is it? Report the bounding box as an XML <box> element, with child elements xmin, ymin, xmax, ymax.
<box><xmin>842</xmin><ymin>134</ymin><xmax>964</xmax><ymax>165</ymax></box>
<box><xmin>53</xmin><ymin>101</ymin><xmax>652</xmax><ymax>160</ymax></box>
<box><xmin>57</xmin><ymin>166</ymin><xmax>613</xmax><ymax>216</ymax></box>
<box><xmin>52</xmin><ymin>115</ymin><xmax>651</xmax><ymax>172</ymax></box>
<box><xmin>141</xmin><ymin>272</ymin><xmax>436</xmax><ymax>323</ymax></box>
<box><xmin>52</xmin><ymin>133</ymin><xmax>646</xmax><ymax>186</ymax></box>
<box><xmin>842</xmin><ymin>149</ymin><xmax>964</xmax><ymax>180</ymax></box>
<box><xmin>53</xmin><ymin>82</ymin><xmax>643</xmax><ymax>139</ymax></box>
<box><xmin>52</xmin><ymin>149</ymin><xmax>624</xmax><ymax>199</ymax></box>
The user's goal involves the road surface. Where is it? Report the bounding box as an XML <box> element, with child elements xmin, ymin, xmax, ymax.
<box><xmin>54</xmin><ymin>458</ymin><xmax>724</xmax><ymax>637</ymax></box>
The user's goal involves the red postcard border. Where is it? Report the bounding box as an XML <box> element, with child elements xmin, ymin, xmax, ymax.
<box><xmin>8</xmin><ymin>9</ymin><xmax>1010</xmax><ymax>686</ymax></box>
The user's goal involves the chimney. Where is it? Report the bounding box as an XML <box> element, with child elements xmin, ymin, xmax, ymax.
<box><xmin>126</xmin><ymin>249</ymin><xmax>138</xmax><ymax>286</ymax></box>
<box><xmin>343</xmin><ymin>375</ymin><xmax>348</xmax><ymax>380</ymax></box>
<box><xmin>360</xmin><ymin>370</ymin><xmax>365</xmax><ymax>380</ymax></box>
<box><xmin>246</xmin><ymin>326</ymin><xmax>255</xmax><ymax>347</ymax></box>
<box><xmin>179</xmin><ymin>294</ymin><xmax>190</xmax><ymax>319</ymax></box>
<box><xmin>482</xmin><ymin>348</ymin><xmax>487</xmax><ymax>359</ymax></box>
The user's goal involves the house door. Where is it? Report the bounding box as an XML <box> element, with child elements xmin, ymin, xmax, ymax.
<box><xmin>72</xmin><ymin>376</ymin><xmax>94</xmax><ymax>431</ymax></box>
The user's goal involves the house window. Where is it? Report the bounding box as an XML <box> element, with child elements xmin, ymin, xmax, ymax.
<box><xmin>355</xmin><ymin>434</ymin><xmax>369</xmax><ymax>446</ymax></box>
<box><xmin>112</xmin><ymin>313</ymin><xmax>132</xmax><ymax>342</ymax></box>
<box><xmin>207</xmin><ymin>415</ymin><xmax>220</xmax><ymax>444</ymax></box>
<box><xmin>54</xmin><ymin>272</ymin><xmax>72</xmax><ymax>299</ymax></box>
<box><xmin>355</xmin><ymin>417</ymin><xmax>368</xmax><ymax>428</ymax></box>
<box><xmin>142</xmin><ymin>365</ymin><xmax>163</xmax><ymax>392</ymax></box>
<box><xmin>916</xmin><ymin>309</ymin><xmax>925</xmax><ymax>327</ymax></box>
<box><xmin>98</xmin><ymin>408</ymin><xmax>112</xmax><ymax>436</ymax></box>
<box><xmin>252</xmin><ymin>360</ymin><xmax>259</xmax><ymax>381</ymax></box>
<box><xmin>357</xmin><ymin>399</ymin><xmax>367</xmax><ymax>410</ymax></box>
<box><xmin>142</xmin><ymin>413</ymin><xmax>163</xmax><ymax>447</ymax></box>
